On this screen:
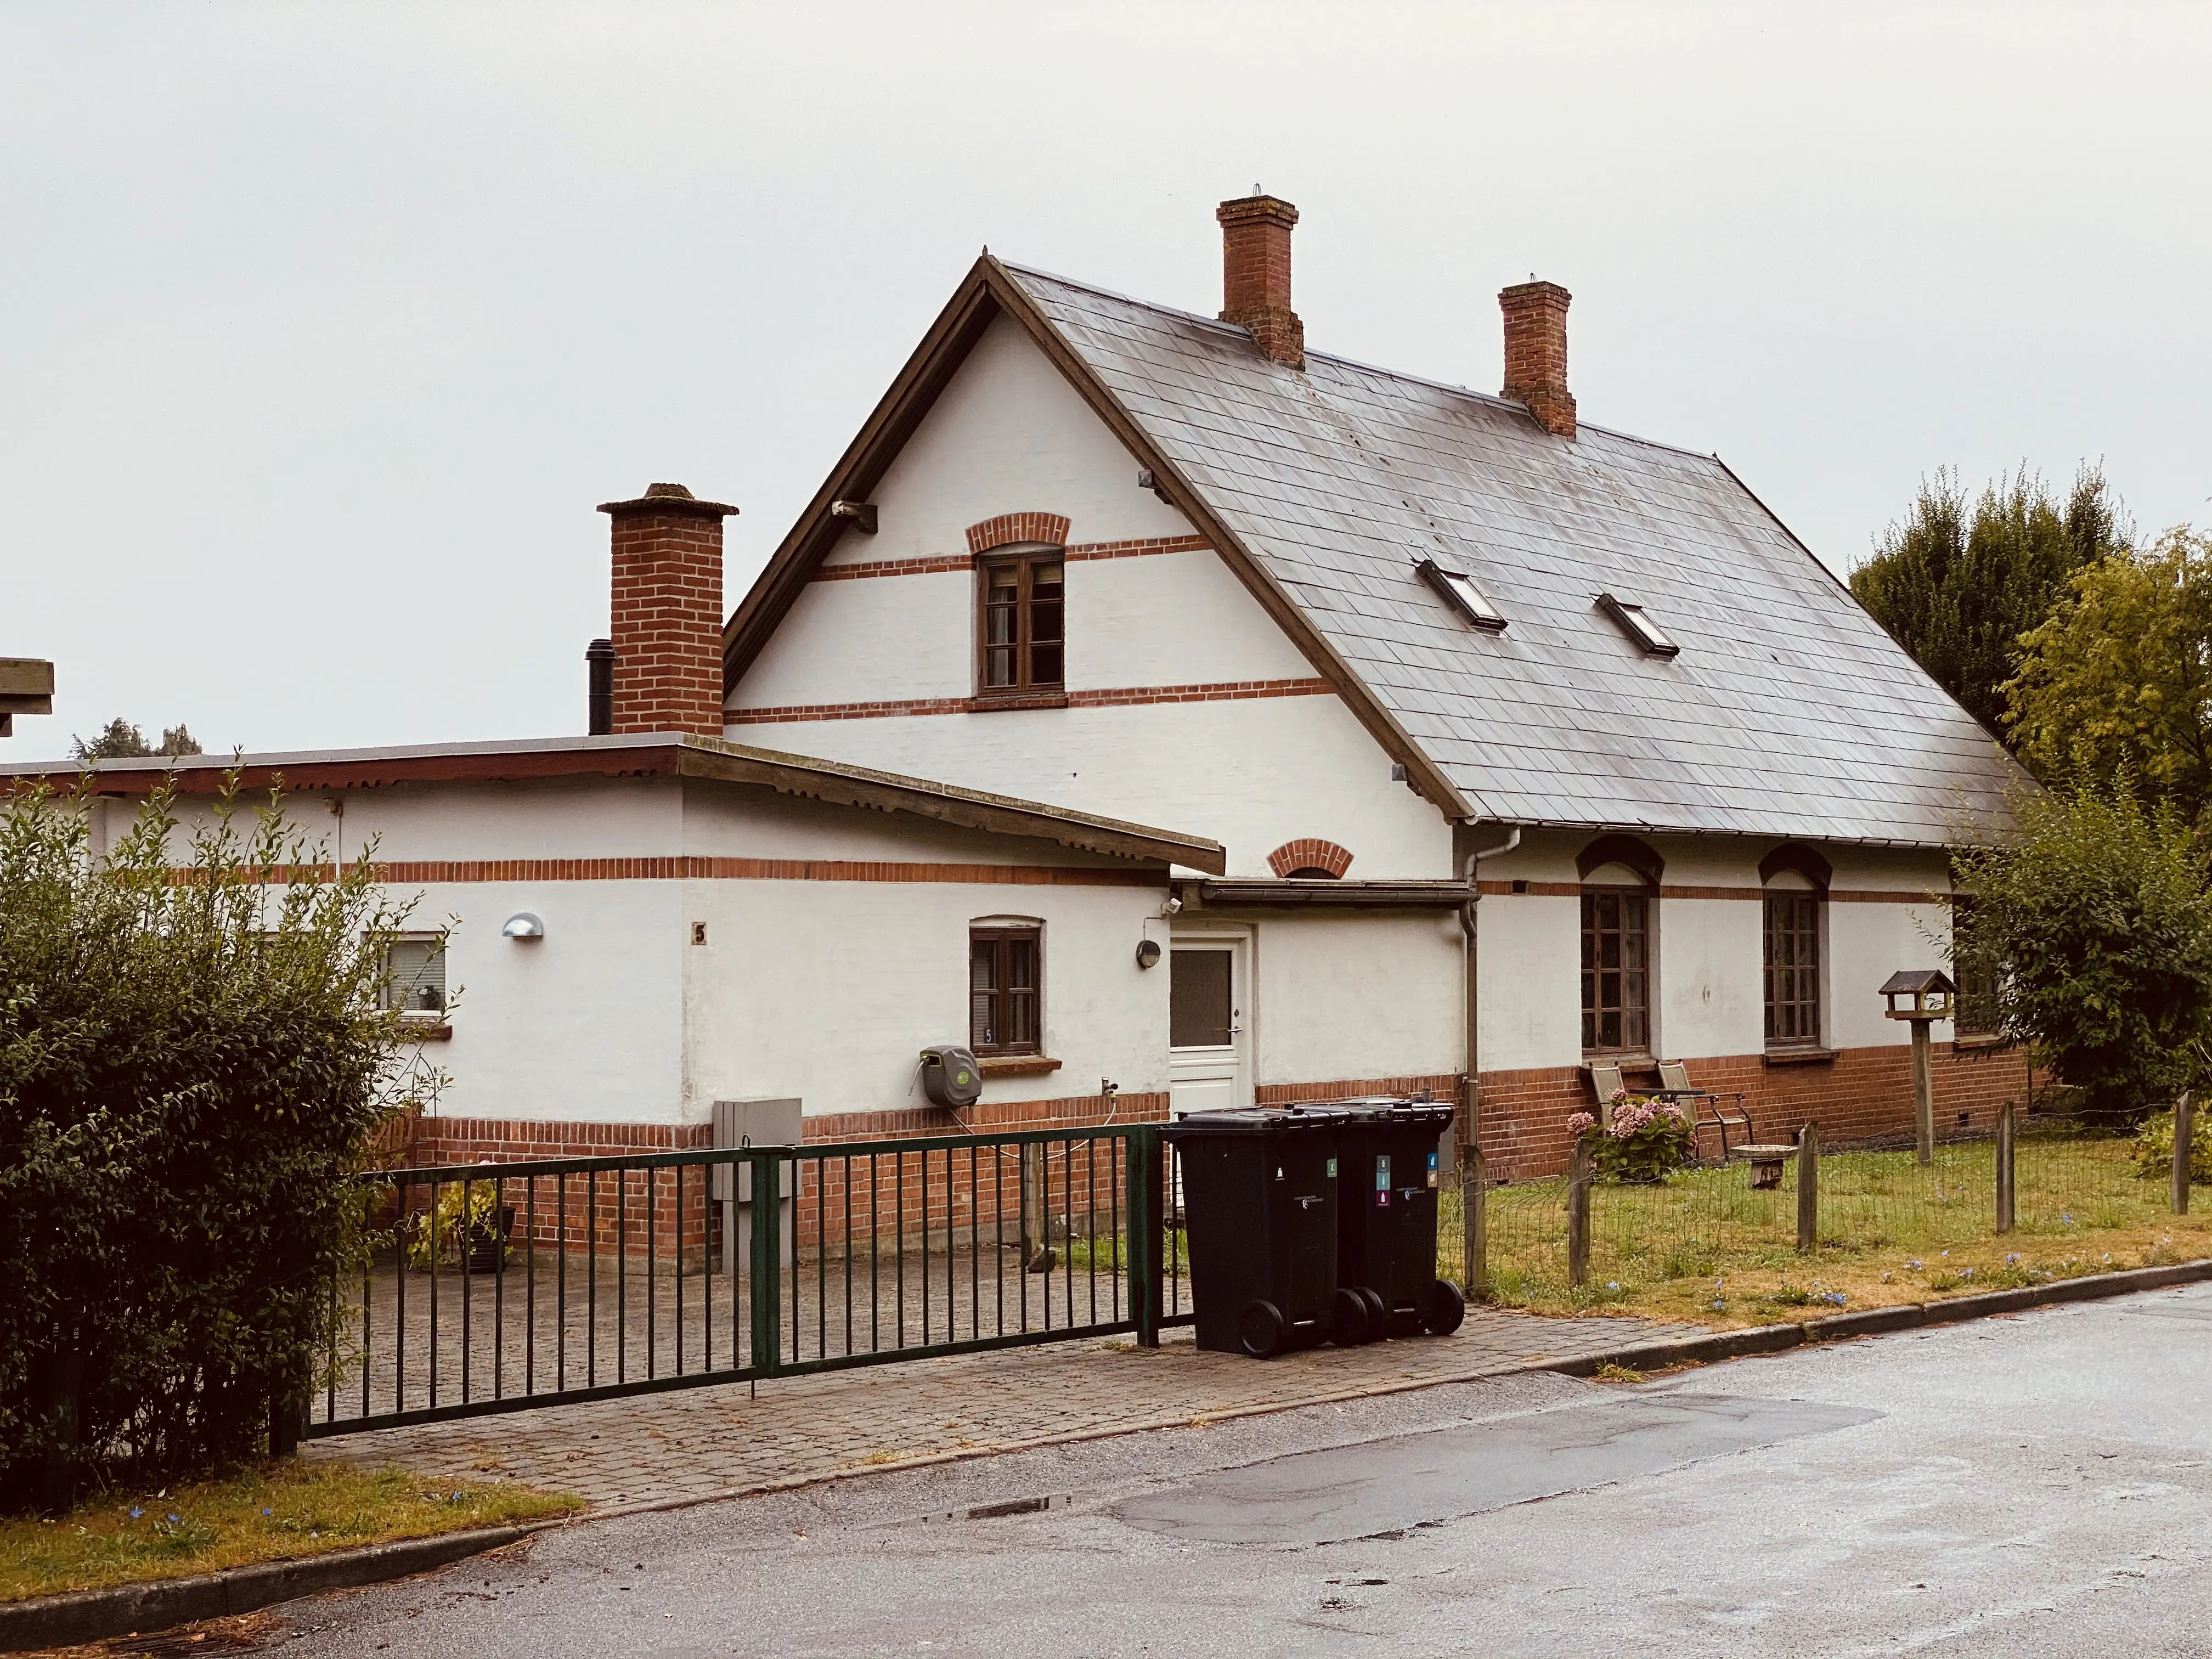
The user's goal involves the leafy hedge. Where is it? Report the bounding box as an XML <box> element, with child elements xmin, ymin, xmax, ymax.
<box><xmin>0</xmin><ymin>775</ymin><xmax>439</xmax><ymax>1509</ymax></box>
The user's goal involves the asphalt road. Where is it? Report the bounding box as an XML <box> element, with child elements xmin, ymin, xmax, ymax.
<box><xmin>278</xmin><ymin>1282</ymin><xmax>2212</xmax><ymax>1657</ymax></box>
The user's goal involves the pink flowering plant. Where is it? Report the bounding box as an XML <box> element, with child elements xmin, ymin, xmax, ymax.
<box><xmin>1571</xmin><ymin>1092</ymin><xmax>1694</xmax><ymax>1183</ymax></box>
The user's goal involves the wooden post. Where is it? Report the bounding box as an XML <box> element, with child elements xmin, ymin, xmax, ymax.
<box><xmin>1464</xmin><ymin>1141</ymin><xmax>1488</xmax><ymax>1302</ymax></box>
<box><xmin>1796</xmin><ymin>1121</ymin><xmax>1819</xmax><ymax>1254</ymax></box>
<box><xmin>2174</xmin><ymin>1092</ymin><xmax>2194</xmax><ymax>1216</ymax></box>
<box><xmin>1995</xmin><ymin>1101</ymin><xmax>2016</xmax><ymax>1234</ymax></box>
<box><xmin>1021</xmin><ymin>1142</ymin><xmax>1053</xmax><ymax>1273</ymax></box>
<box><xmin>1912</xmin><ymin>1020</ymin><xmax>1935</xmax><ymax>1166</ymax></box>
<box><xmin>268</xmin><ymin>1391</ymin><xmax>301</xmax><ymax>1459</ymax></box>
<box><xmin>1566</xmin><ymin>1141</ymin><xmax>1590</xmax><ymax>1289</ymax></box>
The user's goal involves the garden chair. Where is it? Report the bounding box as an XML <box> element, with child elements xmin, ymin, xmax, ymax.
<box><xmin>1585</xmin><ymin>1060</ymin><xmax>1627</xmax><ymax>1128</ymax></box>
<box><xmin>1653</xmin><ymin>1058</ymin><xmax>1752</xmax><ymax>1160</ymax></box>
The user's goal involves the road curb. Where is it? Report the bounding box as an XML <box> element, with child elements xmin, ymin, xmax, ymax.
<box><xmin>1544</xmin><ymin>1256</ymin><xmax>2212</xmax><ymax>1379</ymax></box>
<box><xmin>0</xmin><ymin>1523</ymin><xmax>539</xmax><ymax>1655</ymax></box>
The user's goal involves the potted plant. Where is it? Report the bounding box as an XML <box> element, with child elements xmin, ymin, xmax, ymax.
<box><xmin>407</xmin><ymin>1175</ymin><xmax>513</xmax><ymax>1274</ymax></box>
<box><xmin>1566</xmin><ymin>1093</ymin><xmax>1694</xmax><ymax>1184</ymax></box>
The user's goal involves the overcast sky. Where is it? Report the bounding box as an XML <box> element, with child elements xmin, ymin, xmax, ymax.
<box><xmin>3</xmin><ymin>2</ymin><xmax>2206</xmax><ymax>762</ymax></box>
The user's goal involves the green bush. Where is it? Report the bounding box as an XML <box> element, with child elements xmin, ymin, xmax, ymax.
<box><xmin>0</xmin><ymin>774</ymin><xmax>440</xmax><ymax>1508</ymax></box>
<box><xmin>2131</xmin><ymin>1105</ymin><xmax>2212</xmax><ymax>1183</ymax></box>
<box><xmin>1951</xmin><ymin>783</ymin><xmax>2212</xmax><ymax>1121</ymax></box>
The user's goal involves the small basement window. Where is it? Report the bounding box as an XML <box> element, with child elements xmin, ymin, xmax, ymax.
<box><xmin>385</xmin><ymin>937</ymin><xmax>447</xmax><ymax>1017</ymax></box>
<box><xmin>1417</xmin><ymin>558</ymin><xmax>1507</xmax><ymax>631</ymax></box>
<box><xmin>1596</xmin><ymin>592</ymin><xmax>1679</xmax><ymax>657</ymax></box>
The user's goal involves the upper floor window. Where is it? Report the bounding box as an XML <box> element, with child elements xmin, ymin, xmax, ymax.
<box><xmin>977</xmin><ymin>548</ymin><xmax>1063</xmax><ymax>697</ymax></box>
<box><xmin>969</xmin><ymin>922</ymin><xmax>1042</xmax><ymax>1055</ymax></box>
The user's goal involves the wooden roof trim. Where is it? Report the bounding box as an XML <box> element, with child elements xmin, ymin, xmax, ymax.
<box><xmin>721</xmin><ymin>261</ymin><xmax>1006</xmax><ymax>685</ymax></box>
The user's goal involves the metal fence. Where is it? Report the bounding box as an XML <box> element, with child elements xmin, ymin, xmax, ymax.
<box><xmin>305</xmin><ymin>1124</ymin><xmax>1193</xmax><ymax>1438</ymax></box>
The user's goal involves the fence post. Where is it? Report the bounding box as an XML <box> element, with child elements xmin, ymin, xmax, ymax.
<box><xmin>747</xmin><ymin>1149</ymin><xmax>781</xmax><ymax>1378</ymax></box>
<box><xmin>268</xmin><ymin>1391</ymin><xmax>301</xmax><ymax>1459</ymax></box>
<box><xmin>1126</xmin><ymin>1126</ymin><xmax>1160</xmax><ymax>1348</ymax></box>
<box><xmin>1465</xmin><ymin>1142</ymin><xmax>1488</xmax><ymax>1302</ymax></box>
<box><xmin>1796</xmin><ymin>1121</ymin><xmax>1819</xmax><ymax>1254</ymax></box>
<box><xmin>1995</xmin><ymin>1101</ymin><xmax>2016</xmax><ymax>1235</ymax></box>
<box><xmin>1565</xmin><ymin>1141</ymin><xmax>1590</xmax><ymax>1289</ymax></box>
<box><xmin>2175</xmin><ymin>1091</ymin><xmax>2194</xmax><ymax>1216</ymax></box>
<box><xmin>1912</xmin><ymin>1021</ymin><xmax>1936</xmax><ymax>1166</ymax></box>
<box><xmin>1020</xmin><ymin>1142</ymin><xmax>1053</xmax><ymax>1273</ymax></box>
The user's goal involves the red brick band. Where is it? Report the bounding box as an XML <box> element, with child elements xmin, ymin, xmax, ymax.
<box><xmin>1267</xmin><ymin>838</ymin><xmax>1355</xmax><ymax>878</ymax></box>
<box><xmin>726</xmin><ymin>677</ymin><xmax>1336</xmax><ymax>726</ymax></box>
<box><xmin>1477</xmin><ymin>880</ymin><xmax>1943</xmax><ymax>905</ymax></box>
<box><xmin>814</xmin><ymin>535</ymin><xmax>1212</xmax><ymax>583</ymax></box>
<box><xmin>244</xmin><ymin>857</ymin><xmax>1163</xmax><ymax>888</ymax></box>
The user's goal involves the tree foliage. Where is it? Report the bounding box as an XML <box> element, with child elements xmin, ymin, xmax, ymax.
<box><xmin>71</xmin><ymin>719</ymin><xmax>204</xmax><ymax>761</ymax></box>
<box><xmin>1850</xmin><ymin>464</ymin><xmax>2128</xmax><ymax>736</ymax></box>
<box><xmin>2005</xmin><ymin>529</ymin><xmax>2212</xmax><ymax>833</ymax></box>
<box><xmin>0</xmin><ymin>775</ymin><xmax>438</xmax><ymax>1506</ymax></box>
<box><xmin>1951</xmin><ymin>783</ymin><xmax>2212</xmax><ymax>1122</ymax></box>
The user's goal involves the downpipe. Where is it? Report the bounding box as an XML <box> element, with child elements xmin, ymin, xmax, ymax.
<box><xmin>1460</xmin><ymin>825</ymin><xmax>1521</xmax><ymax>1301</ymax></box>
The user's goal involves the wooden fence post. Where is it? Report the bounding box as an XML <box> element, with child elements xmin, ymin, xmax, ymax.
<box><xmin>1796</xmin><ymin>1121</ymin><xmax>1819</xmax><ymax>1254</ymax></box>
<box><xmin>1566</xmin><ymin>1141</ymin><xmax>1590</xmax><ymax>1289</ymax></box>
<box><xmin>1912</xmin><ymin>1022</ymin><xmax>1935</xmax><ymax>1166</ymax></box>
<box><xmin>2174</xmin><ymin>1092</ymin><xmax>2194</xmax><ymax>1217</ymax></box>
<box><xmin>1996</xmin><ymin>1101</ymin><xmax>2016</xmax><ymax>1235</ymax></box>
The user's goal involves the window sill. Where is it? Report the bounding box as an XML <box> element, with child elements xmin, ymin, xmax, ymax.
<box><xmin>1583</xmin><ymin>1054</ymin><xmax>1660</xmax><ymax>1071</ymax></box>
<box><xmin>398</xmin><ymin>1020</ymin><xmax>453</xmax><ymax>1043</ymax></box>
<box><xmin>969</xmin><ymin>692</ymin><xmax>1069</xmax><ymax>713</ymax></box>
<box><xmin>977</xmin><ymin>1054</ymin><xmax>1062</xmax><ymax>1077</ymax></box>
<box><xmin>1764</xmin><ymin>1046</ymin><xmax>1835</xmax><ymax>1066</ymax></box>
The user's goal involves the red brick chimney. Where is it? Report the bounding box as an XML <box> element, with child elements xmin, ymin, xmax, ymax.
<box><xmin>595</xmin><ymin>482</ymin><xmax>737</xmax><ymax>737</ymax></box>
<box><xmin>1217</xmin><ymin>194</ymin><xmax>1304</xmax><ymax>369</ymax></box>
<box><xmin>1499</xmin><ymin>280</ymin><xmax>1576</xmax><ymax>439</ymax></box>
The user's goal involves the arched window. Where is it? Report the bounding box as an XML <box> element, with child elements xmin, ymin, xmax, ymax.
<box><xmin>1760</xmin><ymin>844</ymin><xmax>1827</xmax><ymax>1051</ymax></box>
<box><xmin>967</xmin><ymin>514</ymin><xmax>1070</xmax><ymax>701</ymax></box>
<box><xmin>1577</xmin><ymin>836</ymin><xmax>1660</xmax><ymax>1056</ymax></box>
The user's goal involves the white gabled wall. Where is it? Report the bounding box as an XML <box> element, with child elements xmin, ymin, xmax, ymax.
<box><xmin>729</xmin><ymin>312</ymin><xmax>1452</xmax><ymax>879</ymax></box>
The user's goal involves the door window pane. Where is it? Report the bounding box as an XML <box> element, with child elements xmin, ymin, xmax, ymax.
<box><xmin>1170</xmin><ymin>949</ymin><xmax>1234</xmax><ymax>1048</ymax></box>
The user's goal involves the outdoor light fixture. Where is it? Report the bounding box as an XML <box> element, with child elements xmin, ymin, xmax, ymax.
<box><xmin>1135</xmin><ymin>939</ymin><xmax>1162</xmax><ymax>969</ymax></box>
<box><xmin>502</xmin><ymin>912</ymin><xmax>545</xmax><ymax>941</ymax></box>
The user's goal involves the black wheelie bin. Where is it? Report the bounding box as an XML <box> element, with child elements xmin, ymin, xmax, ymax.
<box><xmin>1322</xmin><ymin>1096</ymin><xmax>1466</xmax><ymax>1341</ymax></box>
<box><xmin>1161</xmin><ymin>1104</ymin><xmax>1366</xmax><ymax>1358</ymax></box>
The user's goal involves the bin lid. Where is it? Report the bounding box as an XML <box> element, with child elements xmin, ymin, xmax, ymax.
<box><xmin>1278</xmin><ymin>1094</ymin><xmax>1454</xmax><ymax>1128</ymax></box>
<box><xmin>1160</xmin><ymin>1103</ymin><xmax>1368</xmax><ymax>1137</ymax></box>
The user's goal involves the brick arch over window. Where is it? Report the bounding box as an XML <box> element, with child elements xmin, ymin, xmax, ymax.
<box><xmin>966</xmin><ymin>512</ymin><xmax>1071</xmax><ymax>555</ymax></box>
<box><xmin>1268</xmin><ymin>838</ymin><xmax>1354</xmax><ymax>879</ymax></box>
<box><xmin>1575</xmin><ymin>833</ymin><xmax>1662</xmax><ymax>888</ymax></box>
<box><xmin>1758</xmin><ymin>842</ymin><xmax>1832</xmax><ymax>890</ymax></box>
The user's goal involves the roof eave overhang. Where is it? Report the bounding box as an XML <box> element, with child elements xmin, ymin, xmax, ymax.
<box><xmin>1193</xmin><ymin>878</ymin><xmax>1472</xmax><ymax>909</ymax></box>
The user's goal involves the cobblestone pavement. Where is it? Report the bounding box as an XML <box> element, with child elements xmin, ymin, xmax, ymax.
<box><xmin>301</xmin><ymin>1307</ymin><xmax>1686</xmax><ymax>1511</ymax></box>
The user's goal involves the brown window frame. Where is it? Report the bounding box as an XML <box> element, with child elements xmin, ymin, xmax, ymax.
<box><xmin>974</xmin><ymin>547</ymin><xmax>1065</xmax><ymax>701</ymax></box>
<box><xmin>1763</xmin><ymin>890</ymin><xmax>1823</xmax><ymax>1049</ymax></box>
<box><xmin>1951</xmin><ymin>895</ymin><xmax>2000</xmax><ymax>1037</ymax></box>
<box><xmin>1580</xmin><ymin>887</ymin><xmax>1651</xmax><ymax>1056</ymax></box>
<box><xmin>969</xmin><ymin>924</ymin><xmax>1043</xmax><ymax>1057</ymax></box>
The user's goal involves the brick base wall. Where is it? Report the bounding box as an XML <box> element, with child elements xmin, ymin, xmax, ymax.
<box><xmin>1473</xmin><ymin>1041</ymin><xmax>2038</xmax><ymax>1180</ymax></box>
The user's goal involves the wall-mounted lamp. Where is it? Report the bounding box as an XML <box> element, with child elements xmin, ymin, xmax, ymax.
<box><xmin>503</xmin><ymin>912</ymin><xmax>545</xmax><ymax>941</ymax></box>
<box><xmin>1135</xmin><ymin>939</ymin><xmax>1162</xmax><ymax>969</ymax></box>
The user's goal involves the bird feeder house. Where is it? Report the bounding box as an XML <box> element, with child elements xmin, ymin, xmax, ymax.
<box><xmin>1880</xmin><ymin>968</ymin><xmax>1956</xmax><ymax>1023</ymax></box>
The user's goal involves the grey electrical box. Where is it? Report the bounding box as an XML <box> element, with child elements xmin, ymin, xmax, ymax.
<box><xmin>712</xmin><ymin>1097</ymin><xmax>801</xmax><ymax>1274</ymax></box>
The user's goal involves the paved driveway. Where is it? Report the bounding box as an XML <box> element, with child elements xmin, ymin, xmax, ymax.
<box><xmin>276</xmin><ymin>1281</ymin><xmax>2212</xmax><ymax>1656</ymax></box>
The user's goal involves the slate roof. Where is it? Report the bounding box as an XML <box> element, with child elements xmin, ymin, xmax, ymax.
<box><xmin>1003</xmin><ymin>263</ymin><xmax>2027</xmax><ymax>848</ymax></box>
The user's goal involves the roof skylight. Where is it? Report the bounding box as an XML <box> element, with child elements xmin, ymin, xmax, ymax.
<box><xmin>1596</xmin><ymin>592</ymin><xmax>1680</xmax><ymax>657</ymax></box>
<box><xmin>1418</xmin><ymin>558</ymin><xmax>1507</xmax><ymax>633</ymax></box>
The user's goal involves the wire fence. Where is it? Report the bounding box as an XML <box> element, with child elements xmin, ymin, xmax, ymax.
<box><xmin>1449</xmin><ymin>1107</ymin><xmax>2209</xmax><ymax>1321</ymax></box>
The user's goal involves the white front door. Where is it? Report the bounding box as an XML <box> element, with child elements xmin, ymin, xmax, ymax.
<box><xmin>1168</xmin><ymin>931</ymin><xmax>1251</xmax><ymax>1118</ymax></box>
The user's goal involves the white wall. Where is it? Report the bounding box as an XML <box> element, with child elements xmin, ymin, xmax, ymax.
<box><xmin>727</xmin><ymin>309</ymin><xmax>1451</xmax><ymax>879</ymax></box>
<box><xmin>1474</xmin><ymin>893</ymin><xmax>1584</xmax><ymax>1073</ymax></box>
<box><xmin>1248</xmin><ymin>910</ymin><xmax>1464</xmax><ymax>1086</ymax></box>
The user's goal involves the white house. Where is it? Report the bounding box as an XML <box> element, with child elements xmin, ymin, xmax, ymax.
<box><xmin>12</xmin><ymin>195</ymin><xmax>2033</xmax><ymax>1177</ymax></box>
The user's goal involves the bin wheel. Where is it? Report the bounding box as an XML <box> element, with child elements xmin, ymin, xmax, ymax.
<box><xmin>1329</xmin><ymin>1288</ymin><xmax>1372</xmax><ymax>1347</ymax></box>
<box><xmin>1355</xmin><ymin>1286</ymin><xmax>1388</xmax><ymax>1342</ymax></box>
<box><xmin>1237</xmin><ymin>1299</ymin><xmax>1288</xmax><ymax>1358</ymax></box>
<box><xmin>1424</xmin><ymin>1278</ymin><xmax>1467</xmax><ymax>1337</ymax></box>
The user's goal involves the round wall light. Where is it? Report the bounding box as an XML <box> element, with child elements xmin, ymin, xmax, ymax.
<box><xmin>503</xmin><ymin>912</ymin><xmax>545</xmax><ymax>941</ymax></box>
<box><xmin>1135</xmin><ymin>938</ymin><xmax>1161</xmax><ymax>969</ymax></box>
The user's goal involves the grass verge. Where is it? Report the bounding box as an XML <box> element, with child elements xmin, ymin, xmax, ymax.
<box><xmin>1</xmin><ymin>1460</ymin><xmax>579</xmax><ymax>1604</ymax></box>
<box><xmin>1442</xmin><ymin>1132</ymin><xmax>2212</xmax><ymax>1329</ymax></box>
